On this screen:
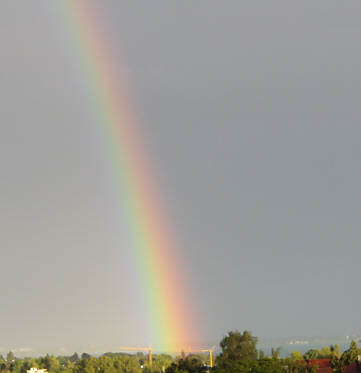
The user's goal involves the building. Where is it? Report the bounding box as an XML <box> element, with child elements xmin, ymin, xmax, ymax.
<box><xmin>27</xmin><ymin>368</ymin><xmax>48</xmax><ymax>373</ymax></box>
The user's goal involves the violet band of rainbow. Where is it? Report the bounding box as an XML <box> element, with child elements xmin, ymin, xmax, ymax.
<box><xmin>55</xmin><ymin>0</ymin><xmax>199</xmax><ymax>351</ymax></box>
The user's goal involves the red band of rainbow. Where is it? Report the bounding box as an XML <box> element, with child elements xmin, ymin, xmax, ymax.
<box><xmin>55</xmin><ymin>1</ymin><xmax>199</xmax><ymax>351</ymax></box>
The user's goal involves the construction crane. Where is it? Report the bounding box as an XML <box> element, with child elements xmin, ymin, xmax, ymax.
<box><xmin>119</xmin><ymin>347</ymin><xmax>153</xmax><ymax>367</ymax></box>
<box><xmin>185</xmin><ymin>346</ymin><xmax>216</xmax><ymax>368</ymax></box>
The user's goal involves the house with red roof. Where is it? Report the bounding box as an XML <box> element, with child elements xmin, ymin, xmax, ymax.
<box><xmin>306</xmin><ymin>358</ymin><xmax>361</xmax><ymax>373</ymax></box>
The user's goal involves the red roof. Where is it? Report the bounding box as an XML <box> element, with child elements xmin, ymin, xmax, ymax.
<box><xmin>306</xmin><ymin>359</ymin><xmax>361</xmax><ymax>373</ymax></box>
<box><xmin>343</xmin><ymin>362</ymin><xmax>361</xmax><ymax>373</ymax></box>
<box><xmin>307</xmin><ymin>359</ymin><xmax>332</xmax><ymax>373</ymax></box>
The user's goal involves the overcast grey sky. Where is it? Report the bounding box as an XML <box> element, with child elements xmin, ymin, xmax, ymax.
<box><xmin>1</xmin><ymin>1</ymin><xmax>361</xmax><ymax>355</ymax></box>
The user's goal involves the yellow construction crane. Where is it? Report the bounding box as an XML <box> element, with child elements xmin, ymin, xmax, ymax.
<box><xmin>119</xmin><ymin>346</ymin><xmax>153</xmax><ymax>367</ymax></box>
<box><xmin>185</xmin><ymin>346</ymin><xmax>216</xmax><ymax>368</ymax></box>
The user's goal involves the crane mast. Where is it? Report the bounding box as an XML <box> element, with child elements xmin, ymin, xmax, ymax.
<box><xmin>185</xmin><ymin>346</ymin><xmax>216</xmax><ymax>367</ymax></box>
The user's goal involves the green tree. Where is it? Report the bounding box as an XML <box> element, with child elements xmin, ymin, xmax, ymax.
<box><xmin>331</xmin><ymin>345</ymin><xmax>341</xmax><ymax>359</ymax></box>
<box><xmin>178</xmin><ymin>358</ymin><xmax>204</xmax><ymax>373</ymax></box>
<box><xmin>271</xmin><ymin>347</ymin><xmax>282</xmax><ymax>358</ymax></box>
<box><xmin>0</xmin><ymin>356</ymin><xmax>6</xmax><ymax>368</ymax></box>
<box><xmin>69</xmin><ymin>353</ymin><xmax>80</xmax><ymax>364</ymax></box>
<box><xmin>176</xmin><ymin>351</ymin><xmax>186</xmax><ymax>362</ymax></box>
<box><xmin>319</xmin><ymin>346</ymin><xmax>332</xmax><ymax>359</ymax></box>
<box><xmin>74</xmin><ymin>357</ymin><xmax>98</xmax><ymax>373</ymax></box>
<box><xmin>9</xmin><ymin>360</ymin><xmax>25</xmax><ymax>373</ymax></box>
<box><xmin>97</xmin><ymin>356</ymin><xmax>116</xmax><ymax>373</ymax></box>
<box><xmin>285</xmin><ymin>359</ymin><xmax>308</xmax><ymax>373</ymax></box>
<box><xmin>226</xmin><ymin>359</ymin><xmax>259</xmax><ymax>373</ymax></box>
<box><xmin>290</xmin><ymin>350</ymin><xmax>303</xmax><ymax>361</ymax></box>
<box><xmin>331</xmin><ymin>341</ymin><xmax>361</xmax><ymax>373</ymax></box>
<box><xmin>113</xmin><ymin>355</ymin><xmax>142</xmax><ymax>373</ymax></box>
<box><xmin>330</xmin><ymin>355</ymin><xmax>343</xmax><ymax>373</ymax></box>
<box><xmin>153</xmin><ymin>354</ymin><xmax>173</xmax><ymax>372</ymax></box>
<box><xmin>308</xmin><ymin>364</ymin><xmax>318</xmax><ymax>373</ymax></box>
<box><xmin>303</xmin><ymin>349</ymin><xmax>320</xmax><ymax>360</ymax></box>
<box><xmin>25</xmin><ymin>359</ymin><xmax>39</xmax><ymax>371</ymax></box>
<box><xmin>342</xmin><ymin>340</ymin><xmax>361</xmax><ymax>365</ymax></box>
<box><xmin>165</xmin><ymin>363</ymin><xmax>182</xmax><ymax>373</ymax></box>
<box><xmin>217</xmin><ymin>330</ymin><xmax>258</xmax><ymax>371</ymax></box>
<box><xmin>6</xmin><ymin>352</ymin><xmax>15</xmax><ymax>362</ymax></box>
<box><xmin>40</xmin><ymin>355</ymin><xmax>60</xmax><ymax>373</ymax></box>
<box><xmin>258</xmin><ymin>357</ymin><xmax>285</xmax><ymax>373</ymax></box>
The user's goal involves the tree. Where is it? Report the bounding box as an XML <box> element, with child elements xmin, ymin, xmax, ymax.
<box><xmin>69</xmin><ymin>353</ymin><xmax>80</xmax><ymax>363</ymax></box>
<box><xmin>331</xmin><ymin>341</ymin><xmax>361</xmax><ymax>373</ymax></box>
<box><xmin>6</xmin><ymin>352</ymin><xmax>15</xmax><ymax>362</ymax></box>
<box><xmin>330</xmin><ymin>354</ymin><xmax>343</xmax><ymax>373</ymax></box>
<box><xmin>8</xmin><ymin>360</ymin><xmax>25</xmax><ymax>373</ymax></box>
<box><xmin>176</xmin><ymin>351</ymin><xmax>186</xmax><ymax>362</ymax></box>
<box><xmin>290</xmin><ymin>350</ymin><xmax>303</xmax><ymax>361</ymax></box>
<box><xmin>74</xmin><ymin>357</ymin><xmax>98</xmax><ymax>373</ymax></box>
<box><xmin>112</xmin><ymin>355</ymin><xmax>142</xmax><ymax>373</ymax></box>
<box><xmin>27</xmin><ymin>358</ymin><xmax>39</xmax><ymax>369</ymax></box>
<box><xmin>177</xmin><ymin>358</ymin><xmax>204</xmax><ymax>373</ymax></box>
<box><xmin>303</xmin><ymin>349</ymin><xmax>320</xmax><ymax>360</ymax></box>
<box><xmin>286</xmin><ymin>359</ymin><xmax>308</xmax><ymax>373</ymax></box>
<box><xmin>97</xmin><ymin>356</ymin><xmax>116</xmax><ymax>373</ymax></box>
<box><xmin>153</xmin><ymin>354</ymin><xmax>173</xmax><ymax>372</ymax></box>
<box><xmin>271</xmin><ymin>347</ymin><xmax>282</xmax><ymax>358</ymax></box>
<box><xmin>40</xmin><ymin>355</ymin><xmax>60</xmax><ymax>373</ymax></box>
<box><xmin>319</xmin><ymin>346</ymin><xmax>332</xmax><ymax>359</ymax></box>
<box><xmin>258</xmin><ymin>358</ymin><xmax>286</xmax><ymax>373</ymax></box>
<box><xmin>340</xmin><ymin>340</ymin><xmax>361</xmax><ymax>371</ymax></box>
<box><xmin>330</xmin><ymin>345</ymin><xmax>341</xmax><ymax>359</ymax></box>
<box><xmin>217</xmin><ymin>330</ymin><xmax>258</xmax><ymax>370</ymax></box>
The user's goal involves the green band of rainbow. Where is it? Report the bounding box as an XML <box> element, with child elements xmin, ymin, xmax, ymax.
<box><xmin>54</xmin><ymin>1</ymin><xmax>199</xmax><ymax>351</ymax></box>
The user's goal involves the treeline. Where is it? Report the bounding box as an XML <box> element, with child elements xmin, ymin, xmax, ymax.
<box><xmin>1</xmin><ymin>330</ymin><xmax>361</xmax><ymax>373</ymax></box>
<box><xmin>211</xmin><ymin>330</ymin><xmax>361</xmax><ymax>373</ymax></box>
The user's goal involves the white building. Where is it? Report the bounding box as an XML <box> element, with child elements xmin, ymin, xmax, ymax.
<box><xmin>27</xmin><ymin>368</ymin><xmax>48</xmax><ymax>373</ymax></box>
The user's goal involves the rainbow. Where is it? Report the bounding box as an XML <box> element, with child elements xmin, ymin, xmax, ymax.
<box><xmin>54</xmin><ymin>1</ymin><xmax>198</xmax><ymax>351</ymax></box>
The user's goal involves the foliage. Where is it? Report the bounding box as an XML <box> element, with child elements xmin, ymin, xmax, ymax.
<box><xmin>177</xmin><ymin>358</ymin><xmax>204</xmax><ymax>373</ymax></box>
<box><xmin>69</xmin><ymin>354</ymin><xmax>80</xmax><ymax>364</ymax></box>
<box><xmin>3</xmin><ymin>332</ymin><xmax>361</xmax><ymax>373</ymax></box>
<box><xmin>271</xmin><ymin>347</ymin><xmax>282</xmax><ymax>358</ymax></box>
<box><xmin>41</xmin><ymin>355</ymin><xmax>61</xmax><ymax>373</ymax></box>
<box><xmin>284</xmin><ymin>358</ymin><xmax>309</xmax><ymax>373</ymax></box>
<box><xmin>6</xmin><ymin>353</ymin><xmax>15</xmax><ymax>362</ymax></box>
<box><xmin>216</xmin><ymin>330</ymin><xmax>258</xmax><ymax>373</ymax></box>
<box><xmin>341</xmin><ymin>340</ymin><xmax>361</xmax><ymax>365</ymax></box>
<box><xmin>319</xmin><ymin>346</ymin><xmax>332</xmax><ymax>359</ymax></box>
<box><xmin>218</xmin><ymin>330</ymin><xmax>258</xmax><ymax>364</ymax></box>
<box><xmin>331</xmin><ymin>340</ymin><xmax>361</xmax><ymax>373</ymax></box>
<box><xmin>330</xmin><ymin>344</ymin><xmax>342</xmax><ymax>359</ymax></box>
<box><xmin>257</xmin><ymin>358</ymin><xmax>287</xmax><ymax>373</ymax></box>
<box><xmin>213</xmin><ymin>357</ymin><xmax>289</xmax><ymax>373</ymax></box>
<box><xmin>152</xmin><ymin>354</ymin><xmax>173</xmax><ymax>372</ymax></box>
<box><xmin>302</xmin><ymin>346</ymin><xmax>332</xmax><ymax>360</ymax></box>
<box><xmin>0</xmin><ymin>353</ymin><xmax>172</xmax><ymax>373</ymax></box>
<box><xmin>303</xmin><ymin>349</ymin><xmax>321</xmax><ymax>360</ymax></box>
<box><xmin>290</xmin><ymin>350</ymin><xmax>303</xmax><ymax>361</ymax></box>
